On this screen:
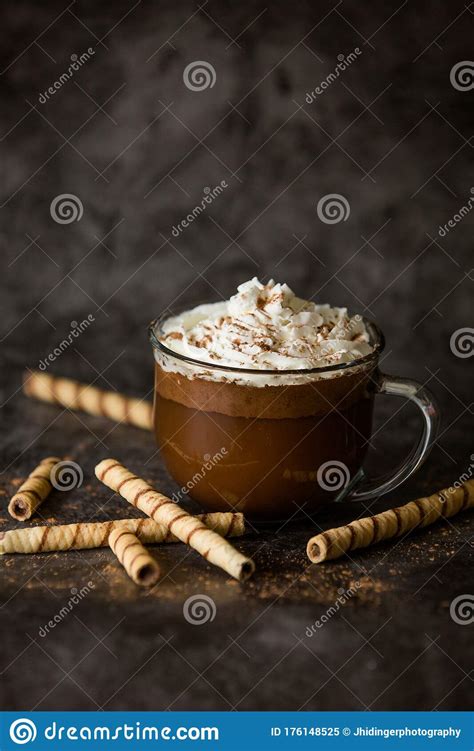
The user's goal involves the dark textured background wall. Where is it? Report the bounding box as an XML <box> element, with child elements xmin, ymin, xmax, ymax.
<box><xmin>1</xmin><ymin>0</ymin><xmax>472</xmax><ymax>475</ymax></box>
<box><xmin>0</xmin><ymin>0</ymin><xmax>473</xmax><ymax>711</ymax></box>
<box><xmin>1</xmin><ymin>0</ymin><xmax>472</xmax><ymax>414</ymax></box>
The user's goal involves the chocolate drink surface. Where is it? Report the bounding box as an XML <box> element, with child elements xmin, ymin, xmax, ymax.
<box><xmin>153</xmin><ymin>363</ymin><xmax>375</xmax><ymax>519</ymax></box>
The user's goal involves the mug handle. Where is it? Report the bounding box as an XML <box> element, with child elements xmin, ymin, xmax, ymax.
<box><xmin>344</xmin><ymin>371</ymin><xmax>439</xmax><ymax>502</ymax></box>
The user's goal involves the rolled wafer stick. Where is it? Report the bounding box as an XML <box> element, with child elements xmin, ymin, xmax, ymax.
<box><xmin>109</xmin><ymin>528</ymin><xmax>161</xmax><ymax>587</ymax></box>
<box><xmin>0</xmin><ymin>512</ymin><xmax>245</xmax><ymax>555</ymax></box>
<box><xmin>23</xmin><ymin>371</ymin><xmax>152</xmax><ymax>431</ymax></box>
<box><xmin>96</xmin><ymin>459</ymin><xmax>255</xmax><ymax>581</ymax></box>
<box><xmin>8</xmin><ymin>457</ymin><xmax>61</xmax><ymax>521</ymax></box>
<box><xmin>307</xmin><ymin>479</ymin><xmax>474</xmax><ymax>564</ymax></box>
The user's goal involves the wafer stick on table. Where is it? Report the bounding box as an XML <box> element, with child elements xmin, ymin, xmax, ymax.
<box><xmin>8</xmin><ymin>456</ymin><xmax>61</xmax><ymax>521</ymax></box>
<box><xmin>23</xmin><ymin>371</ymin><xmax>152</xmax><ymax>431</ymax></box>
<box><xmin>109</xmin><ymin>528</ymin><xmax>161</xmax><ymax>587</ymax></box>
<box><xmin>0</xmin><ymin>512</ymin><xmax>245</xmax><ymax>554</ymax></box>
<box><xmin>96</xmin><ymin>459</ymin><xmax>255</xmax><ymax>581</ymax></box>
<box><xmin>307</xmin><ymin>479</ymin><xmax>474</xmax><ymax>564</ymax></box>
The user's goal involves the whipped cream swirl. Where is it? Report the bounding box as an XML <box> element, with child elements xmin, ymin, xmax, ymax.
<box><xmin>158</xmin><ymin>278</ymin><xmax>373</xmax><ymax>380</ymax></box>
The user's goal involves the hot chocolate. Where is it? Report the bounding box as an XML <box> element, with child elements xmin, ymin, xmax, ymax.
<box><xmin>150</xmin><ymin>279</ymin><xmax>380</xmax><ymax>519</ymax></box>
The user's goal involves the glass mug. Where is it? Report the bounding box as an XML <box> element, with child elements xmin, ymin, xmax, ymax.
<box><xmin>149</xmin><ymin>315</ymin><xmax>439</xmax><ymax>520</ymax></box>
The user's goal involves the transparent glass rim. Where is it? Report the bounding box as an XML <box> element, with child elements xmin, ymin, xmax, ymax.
<box><xmin>148</xmin><ymin>310</ymin><xmax>385</xmax><ymax>376</ymax></box>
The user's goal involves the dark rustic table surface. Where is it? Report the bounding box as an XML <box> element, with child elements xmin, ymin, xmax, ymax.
<box><xmin>0</xmin><ymin>0</ymin><xmax>473</xmax><ymax>713</ymax></box>
<box><xmin>0</xmin><ymin>385</ymin><xmax>473</xmax><ymax>711</ymax></box>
